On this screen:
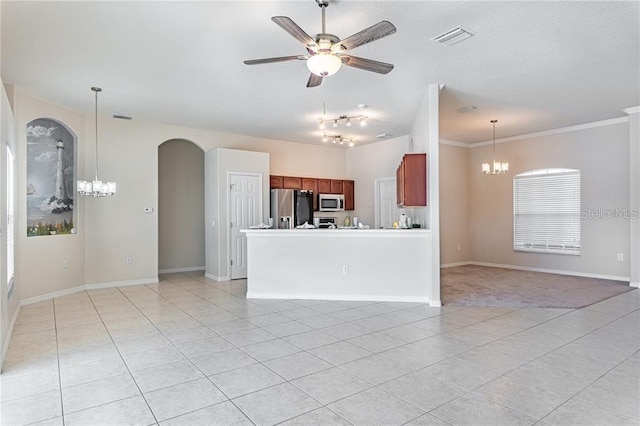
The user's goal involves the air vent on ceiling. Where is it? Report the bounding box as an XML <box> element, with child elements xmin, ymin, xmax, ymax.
<box><xmin>457</xmin><ymin>106</ymin><xmax>478</xmax><ymax>113</ymax></box>
<box><xmin>376</xmin><ymin>133</ymin><xmax>391</xmax><ymax>139</ymax></box>
<box><xmin>113</xmin><ymin>114</ymin><xmax>132</xmax><ymax>120</ymax></box>
<box><xmin>434</xmin><ymin>26</ymin><xmax>474</xmax><ymax>46</ymax></box>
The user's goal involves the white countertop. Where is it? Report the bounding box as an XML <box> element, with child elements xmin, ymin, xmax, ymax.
<box><xmin>243</xmin><ymin>228</ymin><xmax>430</xmax><ymax>237</ymax></box>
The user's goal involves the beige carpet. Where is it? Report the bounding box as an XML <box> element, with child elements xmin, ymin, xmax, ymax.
<box><xmin>441</xmin><ymin>264</ymin><xmax>635</xmax><ymax>308</ymax></box>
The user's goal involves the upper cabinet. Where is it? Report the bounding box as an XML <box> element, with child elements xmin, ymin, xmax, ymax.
<box><xmin>397</xmin><ymin>153</ymin><xmax>427</xmax><ymax>207</ymax></box>
<box><xmin>330</xmin><ymin>179</ymin><xmax>343</xmax><ymax>194</ymax></box>
<box><xmin>317</xmin><ymin>179</ymin><xmax>331</xmax><ymax>194</ymax></box>
<box><xmin>343</xmin><ymin>180</ymin><xmax>355</xmax><ymax>211</ymax></box>
<box><xmin>283</xmin><ymin>176</ymin><xmax>302</xmax><ymax>189</ymax></box>
<box><xmin>270</xmin><ymin>175</ymin><xmax>355</xmax><ymax>211</ymax></box>
<box><xmin>270</xmin><ymin>175</ymin><xmax>283</xmax><ymax>189</ymax></box>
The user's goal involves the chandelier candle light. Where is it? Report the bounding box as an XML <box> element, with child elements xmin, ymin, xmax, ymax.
<box><xmin>77</xmin><ymin>87</ymin><xmax>117</xmax><ymax>197</ymax></box>
<box><xmin>482</xmin><ymin>119</ymin><xmax>509</xmax><ymax>175</ymax></box>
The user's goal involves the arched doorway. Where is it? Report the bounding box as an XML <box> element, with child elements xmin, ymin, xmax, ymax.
<box><xmin>158</xmin><ymin>139</ymin><xmax>205</xmax><ymax>273</ymax></box>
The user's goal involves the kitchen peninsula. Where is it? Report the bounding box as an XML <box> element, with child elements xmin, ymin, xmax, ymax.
<box><xmin>242</xmin><ymin>228</ymin><xmax>439</xmax><ymax>306</ymax></box>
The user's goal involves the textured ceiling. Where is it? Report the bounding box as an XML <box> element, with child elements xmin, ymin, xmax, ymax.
<box><xmin>2</xmin><ymin>1</ymin><xmax>638</xmax><ymax>146</ymax></box>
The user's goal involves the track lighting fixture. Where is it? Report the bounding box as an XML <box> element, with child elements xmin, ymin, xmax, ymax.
<box><xmin>318</xmin><ymin>114</ymin><xmax>367</xmax><ymax>129</ymax></box>
<box><xmin>321</xmin><ymin>133</ymin><xmax>354</xmax><ymax>147</ymax></box>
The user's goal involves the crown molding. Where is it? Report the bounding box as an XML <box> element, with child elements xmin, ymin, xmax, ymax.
<box><xmin>623</xmin><ymin>106</ymin><xmax>640</xmax><ymax>115</ymax></box>
<box><xmin>439</xmin><ymin>139</ymin><xmax>469</xmax><ymax>148</ymax></box>
<box><xmin>469</xmin><ymin>116</ymin><xmax>630</xmax><ymax>148</ymax></box>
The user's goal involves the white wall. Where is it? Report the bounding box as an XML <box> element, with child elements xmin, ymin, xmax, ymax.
<box><xmin>626</xmin><ymin>108</ymin><xmax>639</xmax><ymax>286</ymax></box>
<box><xmin>346</xmin><ymin>135</ymin><xmax>410</xmax><ymax>227</ymax></box>
<box><xmin>439</xmin><ymin>143</ymin><xmax>470</xmax><ymax>265</ymax></box>
<box><xmin>469</xmin><ymin>120</ymin><xmax>631</xmax><ymax>279</ymax></box>
<box><xmin>1</xmin><ymin>79</ymin><xmax>20</xmax><ymax>367</ymax></box>
<box><xmin>410</xmin><ymin>84</ymin><xmax>441</xmax><ymax>304</ymax></box>
<box><xmin>13</xmin><ymin>91</ymin><xmax>349</xmax><ymax>302</ymax></box>
<box><xmin>158</xmin><ymin>139</ymin><xmax>204</xmax><ymax>272</ymax></box>
<box><xmin>15</xmin><ymin>93</ymin><xmax>86</xmax><ymax>300</ymax></box>
<box><xmin>205</xmin><ymin>148</ymin><xmax>269</xmax><ymax>281</ymax></box>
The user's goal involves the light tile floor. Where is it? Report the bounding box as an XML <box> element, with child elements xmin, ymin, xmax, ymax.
<box><xmin>1</xmin><ymin>272</ymin><xmax>639</xmax><ymax>425</ymax></box>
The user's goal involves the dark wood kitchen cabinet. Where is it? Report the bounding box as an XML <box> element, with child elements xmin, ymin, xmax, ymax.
<box><xmin>330</xmin><ymin>179</ymin><xmax>343</xmax><ymax>194</ymax></box>
<box><xmin>283</xmin><ymin>176</ymin><xmax>302</xmax><ymax>189</ymax></box>
<box><xmin>270</xmin><ymin>175</ymin><xmax>283</xmax><ymax>189</ymax></box>
<box><xmin>270</xmin><ymin>175</ymin><xmax>355</xmax><ymax>211</ymax></box>
<box><xmin>343</xmin><ymin>180</ymin><xmax>355</xmax><ymax>211</ymax></box>
<box><xmin>397</xmin><ymin>153</ymin><xmax>427</xmax><ymax>207</ymax></box>
<box><xmin>317</xmin><ymin>179</ymin><xmax>331</xmax><ymax>194</ymax></box>
<box><xmin>302</xmin><ymin>178</ymin><xmax>318</xmax><ymax>210</ymax></box>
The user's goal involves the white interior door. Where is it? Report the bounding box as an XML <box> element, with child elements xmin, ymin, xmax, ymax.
<box><xmin>229</xmin><ymin>173</ymin><xmax>261</xmax><ymax>279</ymax></box>
<box><xmin>375</xmin><ymin>177</ymin><xmax>400</xmax><ymax>229</ymax></box>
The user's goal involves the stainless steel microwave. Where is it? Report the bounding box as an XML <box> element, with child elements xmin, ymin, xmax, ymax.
<box><xmin>318</xmin><ymin>194</ymin><xmax>345</xmax><ymax>211</ymax></box>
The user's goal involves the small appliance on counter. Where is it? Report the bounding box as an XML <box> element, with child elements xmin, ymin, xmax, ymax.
<box><xmin>316</xmin><ymin>217</ymin><xmax>337</xmax><ymax>228</ymax></box>
<box><xmin>271</xmin><ymin>189</ymin><xmax>314</xmax><ymax>229</ymax></box>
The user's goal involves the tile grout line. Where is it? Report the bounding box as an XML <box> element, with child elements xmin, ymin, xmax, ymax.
<box><xmin>115</xmin><ymin>278</ymin><xmax>260</xmax><ymax>424</ymax></box>
<box><xmin>52</xmin><ymin>298</ymin><xmax>67</xmax><ymax>426</ymax></box>
<box><xmin>84</xmin><ymin>288</ymin><xmax>161</xmax><ymax>425</ymax></box>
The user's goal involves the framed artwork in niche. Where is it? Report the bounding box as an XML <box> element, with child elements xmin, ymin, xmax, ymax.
<box><xmin>26</xmin><ymin>118</ymin><xmax>76</xmax><ymax>236</ymax></box>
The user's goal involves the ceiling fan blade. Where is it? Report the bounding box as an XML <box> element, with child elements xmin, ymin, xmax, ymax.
<box><xmin>306</xmin><ymin>73</ymin><xmax>323</xmax><ymax>88</ymax></box>
<box><xmin>336</xmin><ymin>21</ymin><xmax>396</xmax><ymax>51</ymax></box>
<box><xmin>244</xmin><ymin>55</ymin><xmax>307</xmax><ymax>65</ymax></box>
<box><xmin>272</xmin><ymin>16</ymin><xmax>318</xmax><ymax>50</ymax></box>
<box><xmin>341</xmin><ymin>55</ymin><xmax>394</xmax><ymax>74</ymax></box>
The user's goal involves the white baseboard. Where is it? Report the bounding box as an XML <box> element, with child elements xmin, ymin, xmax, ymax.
<box><xmin>205</xmin><ymin>272</ymin><xmax>230</xmax><ymax>282</ymax></box>
<box><xmin>20</xmin><ymin>277</ymin><xmax>159</xmax><ymax>307</ymax></box>
<box><xmin>247</xmin><ymin>291</ymin><xmax>432</xmax><ymax>304</ymax></box>
<box><xmin>441</xmin><ymin>261</ymin><xmax>471</xmax><ymax>268</ymax></box>
<box><xmin>1</xmin><ymin>304</ymin><xmax>21</xmax><ymax>371</ymax></box>
<box><xmin>630</xmin><ymin>281</ymin><xmax>639</xmax><ymax>288</ymax></box>
<box><xmin>467</xmin><ymin>261</ymin><xmax>631</xmax><ymax>283</ymax></box>
<box><xmin>158</xmin><ymin>266</ymin><xmax>206</xmax><ymax>274</ymax></box>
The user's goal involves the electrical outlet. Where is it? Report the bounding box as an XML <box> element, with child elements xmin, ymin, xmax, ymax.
<box><xmin>126</xmin><ymin>256</ymin><xmax>132</xmax><ymax>264</ymax></box>
<box><xmin>342</xmin><ymin>265</ymin><xmax>349</xmax><ymax>275</ymax></box>
<box><xmin>617</xmin><ymin>253</ymin><xmax>624</xmax><ymax>261</ymax></box>
<box><xmin>62</xmin><ymin>259</ymin><xmax>68</xmax><ymax>269</ymax></box>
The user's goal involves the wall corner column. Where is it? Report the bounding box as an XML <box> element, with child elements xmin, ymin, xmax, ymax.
<box><xmin>624</xmin><ymin>106</ymin><xmax>640</xmax><ymax>287</ymax></box>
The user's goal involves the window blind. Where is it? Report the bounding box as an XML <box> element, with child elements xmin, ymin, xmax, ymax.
<box><xmin>7</xmin><ymin>145</ymin><xmax>15</xmax><ymax>294</ymax></box>
<box><xmin>513</xmin><ymin>168</ymin><xmax>581</xmax><ymax>255</ymax></box>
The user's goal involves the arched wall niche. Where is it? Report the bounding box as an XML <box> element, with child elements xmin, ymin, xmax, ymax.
<box><xmin>157</xmin><ymin>138</ymin><xmax>205</xmax><ymax>272</ymax></box>
<box><xmin>25</xmin><ymin>117</ymin><xmax>77</xmax><ymax>236</ymax></box>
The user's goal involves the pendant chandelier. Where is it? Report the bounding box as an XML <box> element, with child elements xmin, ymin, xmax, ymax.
<box><xmin>77</xmin><ymin>87</ymin><xmax>117</xmax><ymax>197</ymax></box>
<box><xmin>482</xmin><ymin>119</ymin><xmax>509</xmax><ymax>175</ymax></box>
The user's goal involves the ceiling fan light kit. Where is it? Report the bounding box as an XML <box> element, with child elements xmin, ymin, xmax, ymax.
<box><xmin>244</xmin><ymin>0</ymin><xmax>396</xmax><ymax>87</ymax></box>
<box><xmin>307</xmin><ymin>52</ymin><xmax>342</xmax><ymax>77</ymax></box>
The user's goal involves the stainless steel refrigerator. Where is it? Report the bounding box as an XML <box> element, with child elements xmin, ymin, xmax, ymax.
<box><xmin>270</xmin><ymin>189</ymin><xmax>314</xmax><ymax>229</ymax></box>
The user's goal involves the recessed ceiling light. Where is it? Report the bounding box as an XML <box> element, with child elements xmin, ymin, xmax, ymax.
<box><xmin>456</xmin><ymin>106</ymin><xmax>478</xmax><ymax>113</ymax></box>
<box><xmin>434</xmin><ymin>26</ymin><xmax>474</xmax><ymax>46</ymax></box>
<box><xmin>357</xmin><ymin>103</ymin><xmax>368</xmax><ymax>110</ymax></box>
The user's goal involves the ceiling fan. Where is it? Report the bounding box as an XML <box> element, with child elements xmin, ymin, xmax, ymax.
<box><xmin>244</xmin><ymin>0</ymin><xmax>396</xmax><ymax>88</ymax></box>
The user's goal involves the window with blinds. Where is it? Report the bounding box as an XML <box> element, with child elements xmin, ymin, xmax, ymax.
<box><xmin>7</xmin><ymin>145</ymin><xmax>15</xmax><ymax>295</ymax></box>
<box><xmin>513</xmin><ymin>168</ymin><xmax>581</xmax><ymax>255</ymax></box>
